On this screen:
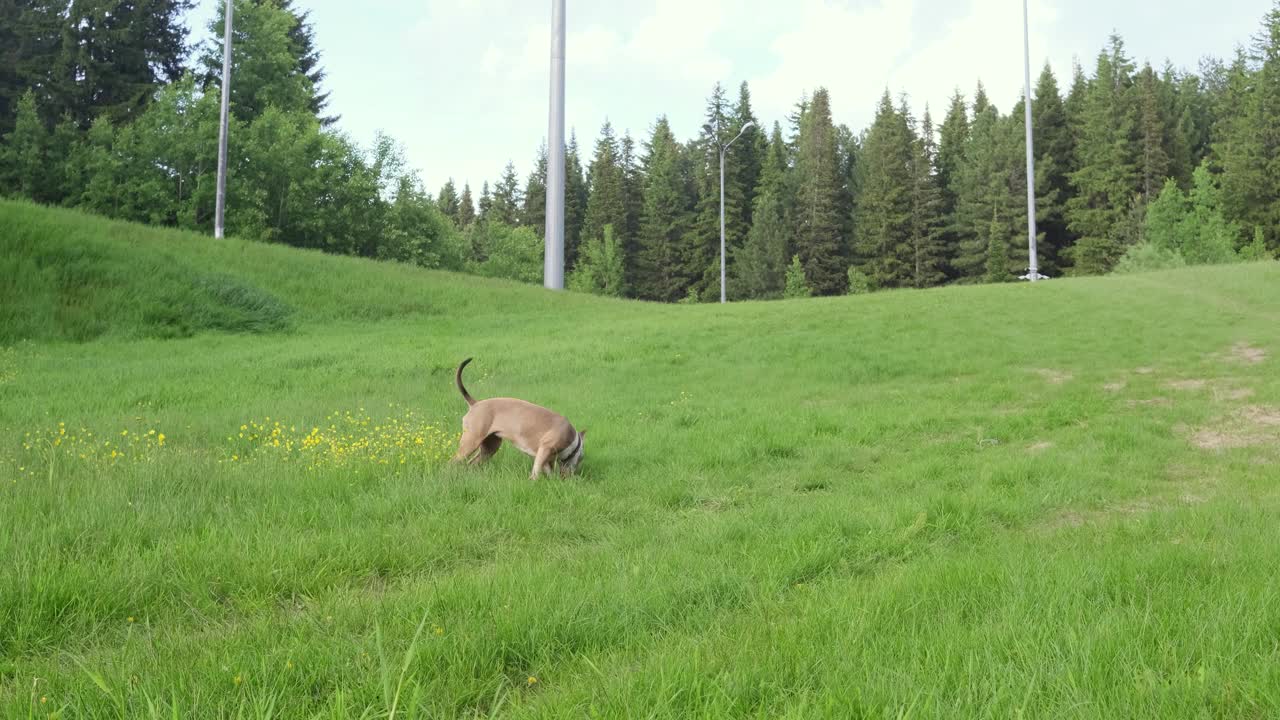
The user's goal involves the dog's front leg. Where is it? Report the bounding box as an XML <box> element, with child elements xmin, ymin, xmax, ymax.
<box><xmin>529</xmin><ymin>445</ymin><xmax>552</xmax><ymax>480</ymax></box>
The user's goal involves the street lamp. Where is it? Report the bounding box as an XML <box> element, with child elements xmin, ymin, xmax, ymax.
<box><xmin>719</xmin><ymin>119</ymin><xmax>755</xmax><ymax>303</ymax></box>
<box><xmin>1019</xmin><ymin>0</ymin><xmax>1047</xmax><ymax>281</ymax></box>
<box><xmin>544</xmin><ymin>0</ymin><xmax>566</xmax><ymax>289</ymax></box>
<box><xmin>214</xmin><ymin>0</ymin><xmax>232</xmax><ymax>239</ymax></box>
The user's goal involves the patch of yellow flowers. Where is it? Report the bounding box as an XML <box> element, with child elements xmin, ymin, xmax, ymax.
<box><xmin>3</xmin><ymin>406</ymin><xmax>456</xmax><ymax>482</ymax></box>
<box><xmin>8</xmin><ymin>422</ymin><xmax>168</xmax><ymax>476</ymax></box>
<box><xmin>225</xmin><ymin>405</ymin><xmax>458</xmax><ymax>470</ymax></box>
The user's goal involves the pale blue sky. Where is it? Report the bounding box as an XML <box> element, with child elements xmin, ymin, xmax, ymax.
<box><xmin>185</xmin><ymin>0</ymin><xmax>1272</xmax><ymax>195</ymax></box>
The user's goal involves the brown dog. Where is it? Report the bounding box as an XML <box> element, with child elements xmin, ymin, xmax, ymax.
<box><xmin>450</xmin><ymin>358</ymin><xmax>585</xmax><ymax>478</ymax></box>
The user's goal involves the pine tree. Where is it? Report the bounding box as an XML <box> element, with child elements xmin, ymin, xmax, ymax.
<box><xmin>491</xmin><ymin>161</ymin><xmax>522</xmax><ymax>226</ymax></box>
<box><xmin>1219</xmin><ymin>6</ymin><xmax>1280</xmax><ymax>250</ymax></box>
<box><xmin>729</xmin><ymin>121</ymin><xmax>791</xmax><ymax>300</ymax></box>
<box><xmin>0</xmin><ymin>90</ymin><xmax>50</xmax><ymax>201</ymax></box>
<box><xmin>1182</xmin><ymin>162</ymin><xmax>1240</xmax><ymax>264</ymax></box>
<box><xmin>783</xmin><ymin>255</ymin><xmax>812</xmax><ymax>298</ymax></box>
<box><xmin>985</xmin><ymin>208</ymin><xmax>1011</xmax><ymax>282</ymax></box>
<box><xmin>581</xmin><ymin>121</ymin><xmax>627</xmax><ymax>275</ymax></box>
<box><xmin>1064</xmin><ymin>61</ymin><xmax>1089</xmax><ymax>163</ymax></box>
<box><xmin>564</xmin><ymin>131</ymin><xmax>589</xmax><ymax>266</ymax></box>
<box><xmin>756</xmin><ymin>122</ymin><xmax>790</xmax><ymax>202</ymax></box>
<box><xmin>1241</xmin><ymin>226</ymin><xmax>1274</xmax><ymax>260</ymax></box>
<box><xmin>634</xmin><ymin>116</ymin><xmax>696</xmax><ymax>302</ymax></box>
<box><xmin>0</xmin><ymin>3</ymin><xmax>63</xmax><ymax>136</ymax></box>
<box><xmin>792</xmin><ymin>88</ymin><xmax>846</xmax><ymax>294</ymax></box>
<box><xmin>521</xmin><ymin>142</ymin><xmax>548</xmax><ymax>237</ymax></box>
<box><xmin>1031</xmin><ymin>64</ymin><xmax>1075</xmax><ymax>275</ymax></box>
<box><xmin>477</xmin><ymin>181</ymin><xmax>493</xmax><ymax>223</ymax></box>
<box><xmin>458</xmin><ymin>183</ymin><xmax>476</xmax><ymax>227</ymax></box>
<box><xmin>200</xmin><ymin>0</ymin><xmax>317</xmax><ymax>123</ymax></box>
<box><xmin>909</xmin><ymin>107</ymin><xmax>948</xmax><ymax>287</ymax></box>
<box><xmin>1144</xmin><ymin>178</ymin><xmax>1190</xmax><ymax>255</ymax></box>
<box><xmin>853</xmin><ymin>92</ymin><xmax>915</xmax><ymax>288</ymax></box>
<box><xmin>691</xmin><ymin>83</ymin><xmax>747</xmax><ymax>296</ymax></box>
<box><xmin>730</xmin><ymin>190</ymin><xmax>790</xmax><ymax>299</ymax></box>
<box><xmin>936</xmin><ymin>90</ymin><xmax>970</xmax><ymax>276</ymax></box>
<box><xmin>1067</xmin><ymin>35</ymin><xmax>1140</xmax><ymax>274</ymax></box>
<box><xmin>731</xmin><ymin>81</ymin><xmax>766</xmax><ymax>231</ymax></box>
<box><xmin>50</xmin><ymin>0</ymin><xmax>193</xmax><ymax>128</ymax></box>
<box><xmin>267</xmin><ymin>0</ymin><xmax>337</xmax><ymax>125</ymax></box>
<box><xmin>568</xmin><ymin>224</ymin><xmax>626</xmax><ymax>297</ymax></box>
<box><xmin>436</xmin><ymin>179</ymin><xmax>460</xmax><ymax>224</ymax></box>
<box><xmin>1160</xmin><ymin>63</ymin><xmax>1195</xmax><ymax>187</ymax></box>
<box><xmin>619</xmin><ymin>131</ymin><xmax>644</xmax><ymax>281</ymax></box>
<box><xmin>1135</xmin><ymin>64</ymin><xmax>1171</xmax><ymax>201</ymax></box>
<box><xmin>953</xmin><ymin>85</ymin><xmax>1010</xmax><ymax>280</ymax></box>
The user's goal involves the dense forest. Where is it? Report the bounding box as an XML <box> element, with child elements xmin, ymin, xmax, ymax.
<box><xmin>2</xmin><ymin>0</ymin><xmax>1277</xmax><ymax>300</ymax></box>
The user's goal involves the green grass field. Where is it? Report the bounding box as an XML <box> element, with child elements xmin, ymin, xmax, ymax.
<box><xmin>3</xmin><ymin>199</ymin><xmax>1280</xmax><ymax>718</ymax></box>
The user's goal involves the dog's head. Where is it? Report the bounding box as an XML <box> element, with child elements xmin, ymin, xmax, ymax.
<box><xmin>559</xmin><ymin>428</ymin><xmax>586</xmax><ymax>475</ymax></box>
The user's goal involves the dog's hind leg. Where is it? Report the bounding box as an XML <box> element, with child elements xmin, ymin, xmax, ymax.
<box><xmin>469</xmin><ymin>434</ymin><xmax>502</xmax><ymax>465</ymax></box>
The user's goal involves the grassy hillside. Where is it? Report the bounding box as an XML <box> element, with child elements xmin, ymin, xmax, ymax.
<box><xmin>2</xmin><ymin>202</ymin><xmax>1280</xmax><ymax>718</ymax></box>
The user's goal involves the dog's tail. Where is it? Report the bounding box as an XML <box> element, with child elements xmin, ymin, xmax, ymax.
<box><xmin>455</xmin><ymin>357</ymin><xmax>477</xmax><ymax>406</ymax></box>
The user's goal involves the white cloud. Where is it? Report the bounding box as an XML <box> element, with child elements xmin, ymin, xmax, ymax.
<box><xmin>753</xmin><ymin>0</ymin><xmax>917</xmax><ymax>127</ymax></box>
<box><xmin>748</xmin><ymin>0</ymin><xmax>1072</xmax><ymax>133</ymax></box>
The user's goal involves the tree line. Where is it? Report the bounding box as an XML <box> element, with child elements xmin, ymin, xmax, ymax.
<box><xmin>2</xmin><ymin>0</ymin><xmax>1277</xmax><ymax>302</ymax></box>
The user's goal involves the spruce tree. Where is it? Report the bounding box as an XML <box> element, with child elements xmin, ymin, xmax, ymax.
<box><xmin>521</xmin><ymin>142</ymin><xmax>548</xmax><ymax>237</ymax></box>
<box><xmin>568</xmin><ymin>224</ymin><xmax>626</xmax><ymax>297</ymax></box>
<box><xmin>909</xmin><ymin>107</ymin><xmax>948</xmax><ymax>287</ymax></box>
<box><xmin>457</xmin><ymin>183</ymin><xmax>476</xmax><ymax>227</ymax></box>
<box><xmin>1135</xmin><ymin>64</ymin><xmax>1171</xmax><ymax>200</ymax></box>
<box><xmin>783</xmin><ymin>255</ymin><xmax>812</xmax><ymax>298</ymax></box>
<box><xmin>936</xmin><ymin>90</ymin><xmax>970</xmax><ymax>276</ymax></box>
<box><xmin>691</xmin><ymin>83</ymin><xmax>747</xmax><ymax>296</ymax></box>
<box><xmin>491</xmin><ymin>161</ymin><xmax>522</xmax><ymax>226</ymax></box>
<box><xmin>1064</xmin><ymin>60</ymin><xmax>1089</xmax><ymax>171</ymax></box>
<box><xmin>985</xmin><ymin>208</ymin><xmax>1011</xmax><ymax>283</ymax></box>
<box><xmin>1067</xmin><ymin>35</ymin><xmax>1140</xmax><ymax>274</ymax></box>
<box><xmin>729</xmin><ymin>122</ymin><xmax>792</xmax><ymax>300</ymax></box>
<box><xmin>265</xmin><ymin>0</ymin><xmax>337</xmax><ymax>125</ymax></box>
<box><xmin>581</xmin><ymin>121</ymin><xmax>628</xmax><ymax>276</ymax></box>
<box><xmin>1160</xmin><ymin>64</ymin><xmax>1195</xmax><ymax>186</ymax></box>
<box><xmin>731</xmin><ymin>81</ymin><xmax>766</xmax><ymax>230</ymax></box>
<box><xmin>565</xmin><ymin>131</ymin><xmax>589</xmax><ymax>266</ymax></box>
<box><xmin>619</xmin><ymin>131</ymin><xmax>644</xmax><ymax>280</ymax></box>
<box><xmin>0</xmin><ymin>3</ymin><xmax>63</xmax><ymax>135</ymax></box>
<box><xmin>1219</xmin><ymin>6</ymin><xmax>1280</xmax><ymax>250</ymax></box>
<box><xmin>436</xmin><ymin>179</ymin><xmax>460</xmax><ymax>224</ymax></box>
<box><xmin>634</xmin><ymin>116</ymin><xmax>696</xmax><ymax>302</ymax></box>
<box><xmin>201</xmin><ymin>0</ymin><xmax>318</xmax><ymax>123</ymax></box>
<box><xmin>1183</xmin><ymin>162</ymin><xmax>1240</xmax><ymax>264</ymax></box>
<box><xmin>730</xmin><ymin>190</ymin><xmax>790</xmax><ymax>299</ymax></box>
<box><xmin>477</xmin><ymin>181</ymin><xmax>493</xmax><ymax>222</ymax></box>
<box><xmin>792</xmin><ymin>88</ymin><xmax>846</xmax><ymax>294</ymax></box>
<box><xmin>853</xmin><ymin>92</ymin><xmax>915</xmax><ymax>288</ymax></box>
<box><xmin>52</xmin><ymin>0</ymin><xmax>193</xmax><ymax>128</ymax></box>
<box><xmin>0</xmin><ymin>91</ymin><xmax>50</xmax><ymax>201</ymax></box>
<box><xmin>953</xmin><ymin>84</ymin><xmax>1009</xmax><ymax>280</ymax></box>
<box><xmin>1031</xmin><ymin>64</ymin><xmax>1075</xmax><ymax>275</ymax></box>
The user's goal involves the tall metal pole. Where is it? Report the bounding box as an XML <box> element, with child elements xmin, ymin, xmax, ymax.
<box><xmin>718</xmin><ymin>121</ymin><xmax>754</xmax><ymax>303</ymax></box>
<box><xmin>543</xmin><ymin>0</ymin><xmax>566</xmax><ymax>289</ymax></box>
<box><xmin>719</xmin><ymin>142</ymin><xmax>726</xmax><ymax>304</ymax></box>
<box><xmin>214</xmin><ymin>0</ymin><xmax>233</xmax><ymax>239</ymax></box>
<box><xmin>1021</xmin><ymin>0</ymin><xmax>1041</xmax><ymax>281</ymax></box>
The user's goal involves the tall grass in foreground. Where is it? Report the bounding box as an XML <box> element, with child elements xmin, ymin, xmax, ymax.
<box><xmin>2</xmin><ymin>203</ymin><xmax>1280</xmax><ymax>717</ymax></box>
